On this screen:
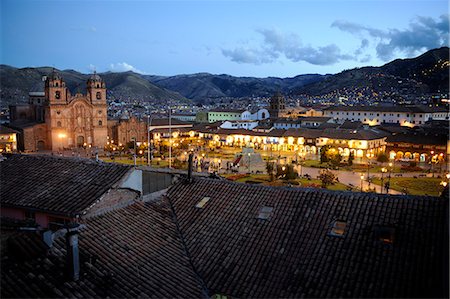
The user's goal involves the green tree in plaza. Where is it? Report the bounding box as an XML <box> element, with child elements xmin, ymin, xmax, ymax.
<box><xmin>318</xmin><ymin>169</ymin><xmax>336</xmax><ymax>188</ymax></box>
<box><xmin>329</xmin><ymin>152</ymin><xmax>342</xmax><ymax>167</ymax></box>
<box><xmin>266</xmin><ymin>161</ymin><xmax>275</xmax><ymax>181</ymax></box>
<box><xmin>348</xmin><ymin>151</ymin><xmax>354</xmax><ymax>166</ymax></box>
<box><xmin>377</xmin><ymin>152</ymin><xmax>389</xmax><ymax>163</ymax></box>
<box><xmin>320</xmin><ymin>145</ymin><xmax>331</xmax><ymax>163</ymax></box>
<box><xmin>320</xmin><ymin>145</ymin><xmax>342</xmax><ymax>167</ymax></box>
<box><xmin>285</xmin><ymin>164</ymin><xmax>298</xmax><ymax>180</ymax></box>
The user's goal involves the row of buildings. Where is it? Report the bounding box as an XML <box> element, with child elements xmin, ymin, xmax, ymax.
<box><xmin>2</xmin><ymin>71</ymin><xmax>448</xmax><ymax>162</ymax></box>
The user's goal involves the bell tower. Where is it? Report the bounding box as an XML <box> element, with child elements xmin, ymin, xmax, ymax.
<box><xmin>87</xmin><ymin>72</ymin><xmax>106</xmax><ymax>105</ymax></box>
<box><xmin>269</xmin><ymin>91</ymin><xmax>286</xmax><ymax>119</ymax></box>
<box><xmin>45</xmin><ymin>69</ymin><xmax>67</xmax><ymax>104</ymax></box>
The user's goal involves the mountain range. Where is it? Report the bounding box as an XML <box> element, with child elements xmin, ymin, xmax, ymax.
<box><xmin>1</xmin><ymin>47</ymin><xmax>448</xmax><ymax>108</ymax></box>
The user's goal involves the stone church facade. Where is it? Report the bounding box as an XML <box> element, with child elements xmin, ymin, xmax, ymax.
<box><xmin>9</xmin><ymin>70</ymin><xmax>108</xmax><ymax>152</ymax></box>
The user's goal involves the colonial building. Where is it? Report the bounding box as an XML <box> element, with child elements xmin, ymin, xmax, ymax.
<box><xmin>9</xmin><ymin>70</ymin><xmax>108</xmax><ymax>151</ymax></box>
<box><xmin>0</xmin><ymin>125</ymin><xmax>18</xmax><ymax>153</ymax></box>
<box><xmin>108</xmin><ymin>116</ymin><xmax>193</xmax><ymax>146</ymax></box>
<box><xmin>206</xmin><ymin>108</ymin><xmax>269</xmax><ymax>123</ymax></box>
<box><xmin>323</xmin><ymin>105</ymin><xmax>449</xmax><ymax>127</ymax></box>
<box><xmin>0</xmin><ymin>154</ymin><xmax>140</xmax><ymax>229</ymax></box>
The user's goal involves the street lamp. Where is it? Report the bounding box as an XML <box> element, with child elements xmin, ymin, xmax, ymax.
<box><xmin>147</xmin><ymin>112</ymin><xmax>152</xmax><ymax>167</ymax></box>
<box><xmin>366</xmin><ymin>154</ymin><xmax>371</xmax><ymax>189</ymax></box>
<box><xmin>132</xmin><ymin>137</ymin><xmax>137</xmax><ymax>168</ymax></box>
<box><xmin>430</xmin><ymin>151</ymin><xmax>435</xmax><ymax>177</ymax></box>
<box><xmin>381</xmin><ymin>167</ymin><xmax>387</xmax><ymax>194</ymax></box>
<box><xmin>247</xmin><ymin>153</ymin><xmax>251</xmax><ymax>173</ymax></box>
<box><xmin>360</xmin><ymin>174</ymin><xmax>364</xmax><ymax>192</ymax></box>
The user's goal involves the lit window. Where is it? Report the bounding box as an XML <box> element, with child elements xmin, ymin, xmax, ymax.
<box><xmin>329</xmin><ymin>220</ymin><xmax>346</xmax><ymax>237</ymax></box>
<box><xmin>195</xmin><ymin>197</ymin><xmax>210</xmax><ymax>209</ymax></box>
<box><xmin>257</xmin><ymin>206</ymin><xmax>274</xmax><ymax>220</ymax></box>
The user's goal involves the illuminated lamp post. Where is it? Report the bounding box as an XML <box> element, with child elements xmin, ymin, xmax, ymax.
<box><xmin>132</xmin><ymin>137</ymin><xmax>137</xmax><ymax>168</ymax></box>
<box><xmin>430</xmin><ymin>150</ymin><xmax>435</xmax><ymax>177</ymax></box>
<box><xmin>147</xmin><ymin>112</ymin><xmax>152</xmax><ymax>167</ymax></box>
<box><xmin>387</xmin><ymin>161</ymin><xmax>393</xmax><ymax>193</ymax></box>
<box><xmin>360</xmin><ymin>174</ymin><xmax>364</xmax><ymax>192</ymax></box>
<box><xmin>366</xmin><ymin>153</ymin><xmax>371</xmax><ymax>189</ymax></box>
<box><xmin>381</xmin><ymin>167</ymin><xmax>387</xmax><ymax>194</ymax></box>
<box><xmin>247</xmin><ymin>153</ymin><xmax>251</xmax><ymax>173</ymax></box>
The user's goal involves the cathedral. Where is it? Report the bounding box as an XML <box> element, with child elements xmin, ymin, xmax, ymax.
<box><xmin>9</xmin><ymin>70</ymin><xmax>108</xmax><ymax>152</ymax></box>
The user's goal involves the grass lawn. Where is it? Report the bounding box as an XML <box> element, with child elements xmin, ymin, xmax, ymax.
<box><xmin>372</xmin><ymin>177</ymin><xmax>444</xmax><ymax>196</ymax></box>
<box><xmin>101</xmin><ymin>157</ymin><xmax>171</xmax><ymax>168</ymax></box>
<box><xmin>302</xmin><ymin>159</ymin><xmax>423</xmax><ymax>174</ymax></box>
<box><xmin>224</xmin><ymin>173</ymin><xmax>348</xmax><ymax>191</ymax></box>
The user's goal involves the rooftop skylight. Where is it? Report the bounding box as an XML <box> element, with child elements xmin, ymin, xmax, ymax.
<box><xmin>257</xmin><ymin>206</ymin><xmax>274</xmax><ymax>220</ymax></box>
<box><xmin>329</xmin><ymin>220</ymin><xmax>347</xmax><ymax>237</ymax></box>
<box><xmin>195</xmin><ymin>197</ymin><xmax>210</xmax><ymax>209</ymax></box>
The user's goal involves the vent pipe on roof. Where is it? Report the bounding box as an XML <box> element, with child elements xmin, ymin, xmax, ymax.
<box><xmin>65</xmin><ymin>224</ymin><xmax>80</xmax><ymax>281</ymax></box>
<box><xmin>187</xmin><ymin>152</ymin><xmax>194</xmax><ymax>182</ymax></box>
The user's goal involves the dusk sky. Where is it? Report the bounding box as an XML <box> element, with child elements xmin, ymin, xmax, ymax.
<box><xmin>1</xmin><ymin>0</ymin><xmax>448</xmax><ymax>78</ymax></box>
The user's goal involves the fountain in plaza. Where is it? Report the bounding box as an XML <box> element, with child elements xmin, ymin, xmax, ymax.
<box><xmin>232</xmin><ymin>147</ymin><xmax>265</xmax><ymax>173</ymax></box>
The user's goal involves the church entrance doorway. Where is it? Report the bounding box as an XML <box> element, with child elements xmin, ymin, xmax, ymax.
<box><xmin>37</xmin><ymin>140</ymin><xmax>45</xmax><ymax>151</ymax></box>
<box><xmin>77</xmin><ymin>136</ymin><xmax>85</xmax><ymax>147</ymax></box>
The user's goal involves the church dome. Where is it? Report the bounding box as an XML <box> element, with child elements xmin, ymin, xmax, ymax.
<box><xmin>87</xmin><ymin>71</ymin><xmax>103</xmax><ymax>82</ymax></box>
<box><xmin>48</xmin><ymin>69</ymin><xmax>63</xmax><ymax>81</ymax></box>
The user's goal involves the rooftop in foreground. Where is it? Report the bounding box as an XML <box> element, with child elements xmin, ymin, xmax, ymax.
<box><xmin>1</xmin><ymin>174</ymin><xmax>448</xmax><ymax>298</ymax></box>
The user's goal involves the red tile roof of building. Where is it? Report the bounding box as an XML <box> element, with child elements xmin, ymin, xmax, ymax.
<box><xmin>0</xmin><ymin>155</ymin><xmax>132</xmax><ymax>217</ymax></box>
<box><xmin>1</xmin><ymin>177</ymin><xmax>448</xmax><ymax>298</ymax></box>
<box><xmin>1</xmin><ymin>200</ymin><xmax>205</xmax><ymax>298</ymax></box>
<box><xmin>167</xmin><ymin>178</ymin><xmax>448</xmax><ymax>298</ymax></box>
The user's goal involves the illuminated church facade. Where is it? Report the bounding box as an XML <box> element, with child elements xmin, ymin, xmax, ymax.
<box><xmin>9</xmin><ymin>70</ymin><xmax>108</xmax><ymax>152</ymax></box>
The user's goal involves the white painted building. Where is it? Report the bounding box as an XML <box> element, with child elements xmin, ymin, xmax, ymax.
<box><xmin>171</xmin><ymin>114</ymin><xmax>196</xmax><ymax>122</ymax></box>
<box><xmin>220</xmin><ymin>120</ymin><xmax>259</xmax><ymax>130</ymax></box>
<box><xmin>208</xmin><ymin>108</ymin><xmax>269</xmax><ymax>123</ymax></box>
<box><xmin>323</xmin><ymin>105</ymin><xmax>449</xmax><ymax>127</ymax></box>
<box><xmin>274</xmin><ymin>117</ymin><xmax>333</xmax><ymax>129</ymax></box>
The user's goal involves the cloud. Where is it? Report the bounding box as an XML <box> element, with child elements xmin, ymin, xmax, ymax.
<box><xmin>333</xmin><ymin>14</ymin><xmax>449</xmax><ymax>61</ymax></box>
<box><xmin>222</xmin><ymin>28</ymin><xmax>354</xmax><ymax>66</ymax></box>
<box><xmin>109</xmin><ymin>62</ymin><xmax>147</xmax><ymax>74</ymax></box>
<box><xmin>88</xmin><ymin>64</ymin><xmax>97</xmax><ymax>72</ymax></box>
<box><xmin>331</xmin><ymin>20</ymin><xmax>387</xmax><ymax>38</ymax></box>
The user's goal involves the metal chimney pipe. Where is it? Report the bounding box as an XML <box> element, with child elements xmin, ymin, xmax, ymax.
<box><xmin>66</xmin><ymin>226</ymin><xmax>80</xmax><ymax>281</ymax></box>
<box><xmin>187</xmin><ymin>153</ymin><xmax>194</xmax><ymax>182</ymax></box>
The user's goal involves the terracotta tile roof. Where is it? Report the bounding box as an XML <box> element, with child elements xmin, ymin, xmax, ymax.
<box><xmin>284</xmin><ymin>128</ymin><xmax>322</xmax><ymax>138</ymax></box>
<box><xmin>0</xmin><ymin>125</ymin><xmax>19</xmax><ymax>134</ymax></box>
<box><xmin>1</xmin><ymin>177</ymin><xmax>448</xmax><ymax>298</ymax></box>
<box><xmin>167</xmin><ymin>178</ymin><xmax>448</xmax><ymax>298</ymax></box>
<box><xmin>321</xmin><ymin>128</ymin><xmax>387</xmax><ymax>140</ymax></box>
<box><xmin>0</xmin><ymin>155</ymin><xmax>131</xmax><ymax>217</ymax></box>
<box><xmin>324</xmin><ymin>105</ymin><xmax>448</xmax><ymax>113</ymax></box>
<box><xmin>150</xmin><ymin>118</ymin><xmax>193</xmax><ymax>127</ymax></box>
<box><xmin>1</xmin><ymin>200</ymin><xmax>205</xmax><ymax>298</ymax></box>
<box><xmin>386</xmin><ymin>131</ymin><xmax>448</xmax><ymax>145</ymax></box>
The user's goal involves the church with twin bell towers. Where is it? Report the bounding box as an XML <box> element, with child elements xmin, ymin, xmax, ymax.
<box><xmin>9</xmin><ymin>69</ymin><xmax>108</xmax><ymax>152</ymax></box>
